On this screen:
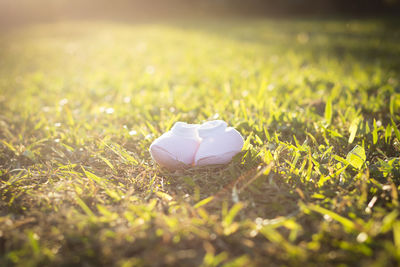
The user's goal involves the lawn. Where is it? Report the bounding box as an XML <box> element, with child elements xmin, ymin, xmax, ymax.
<box><xmin>1</xmin><ymin>18</ymin><xmax>400</xmax><ymax>266</ymax></box>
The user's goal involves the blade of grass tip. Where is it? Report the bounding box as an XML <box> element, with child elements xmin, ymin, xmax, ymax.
<box><xmin>306</xmin><ymin>132</ymin><xmax>318</xmax><ymax>146</ymax></box>
<box><xmin>325</xmin><ymin>96</ymin><xmax>332</xmax><ymax>125</ymax></box>
<box><xmin>165</xmin><ymin>113</ymin><xmax>182</xmax><ymax>132</ymax></box>
<box><xmin>145</xmin><ymin>174</ymin><xmax>157</xmax><ymax>198</ymax></box>
<box><xmin>242</xmin><ymin>133</ymin><xmax>253</xmax><ymax>150</ymax></box>
<box><xmin>1</xmin><ymin>140</ymin><xmax>17</xmax><ymax>153</ymax></box>
<box><xmin>65</xmin><ymin>106</ymin><xmax>75</xmax><ymax>126</ymax></box>
<box><xmin>385</xmin><ymin>124</ymin><xmax>392</xmax><ymax>144</ymax></box>
<box><xmin>390</xmin><ymin>94</ymin><xmax>396</xmax><ymax>117</ymax></box>
<box><xmin>332</xmin><ymin>164</ymin><xmax>348</xmax><ymax>179</ymax></box>
<box><xmin>393</xmin><ymin>221</ymin><xmax>400</xmax><ymax>250</ymax></box>
<box><xmin>348</xmin><ymin>117</ymin><xmax>360</xmax><ymax>144</ymax></box>
<box><xmin>372</xmin><ymin>119</ymin><xmax>378</xmax><ymax>145</ymax></box>
<box><xmin>26</xmin><ymin>138</ymin><xmax>48</xmax><ymax>151</ymax></box>
<box><xmin>75</xmin><ymin>196</ymin><xmax>95</xmax><ymax>217</ymax></box>
<box><xmin>391</xmin><ymin>118</ymin><xmax>400</xmax><ymax>141</ymax></box>
<box><xmin>117</xmin><ymin>144</ymin><xmax>138</xmax><ymax>165</ymax></box>
<box><xmin>194</xmin><ymin>196</ymin><xmax>214</xmax><ymax>209</ymax></box>
<box><xmin>240</xmin><ymin>101</ymin><xmax>248</xmax><ymax>121</ymax></box>
<box><xmin>333</xmin><ymin>154</ymin><xmax>349</xmax><ymax>166</ymax></box>
<box><xmin>259</xmin><ymin>225</ymin><xmax>285</xmax><ymax>243</ymax></box>
<box><xmin>305</xmin><ymin>151</ymin><xmax>313</xmax><ymax>181</ymax></box>
<box><xmin>255</xmin><ymin>134</ymin><xmax>263</xmax><ymax>145</ymax></box>
<box><xmin>259</xmin><ymin>226</ymin><xmax>303</xmax><ymax>256</ymax></box>
<box><xmin>290</xmin><ymin>152</ymin><xmax>300</xmax><ymax>173</ymax></box>
<box><xmin>156</xmin><ymin>191</ymin><xmax>173</xmax><ymax>202</ymax></box>
<box><xmin>307</xmin><ymin>204</ymin><xmax>358</xmax><ymax>231</ymax></box>
<box><xmin>97</xmin><ymin>204</ymin><xmax>117</xmax><ymax>218</ymax></box>
<box><xmin>27</xmin><ymin>230</ymin><xmax>40</xmax><ymax>255</ymax></box>
<box><xmin>103</xmin><ymin>141</ymin><xmax>138</xmax><ymax>165</ymax></box>
<box><xmin>145</xmin><ymin>121</ymin><xmax>158</xmax><ymax>135</ymax></box>
<box><xmin>365</xmin><ymin>120</ymin><xmax>370</xmax><ymax>134</ymax></box>
<box><xmin>6</xmin><ymin>170</ymin><xmax>28</xmax><ymax>186</ymax></box>
<box><xmin>223</xmin><ymin>202</ymin><xmax>244</xmax><ymax>227</ymax></box>
<box><xmin>264</xmin><ymin>127</ymin><xmax>271</xmax><ymax>141</ymax></box>
<box><xmin>60</xmin><ymin>142</ymin><xmax>75</xmax><ymax>152</ymax></box>
<box><xmin>381</xmin><ymin>210</ymin><xmax>398</xmax><ymax>233</ymax></box>
<box><xmin>104</xmin><ymin>188</ymin><xmax>122</xmax><ymax>201</ymax></box>
<box><xmin>98</xmin><ymin>155</ymin><xmax>115</xmax><ymax>171</ymax></box>
<box><xmin>82</xmin><ymin>167</ymin><xmax>106</xmax><ymax>185</ymax></box>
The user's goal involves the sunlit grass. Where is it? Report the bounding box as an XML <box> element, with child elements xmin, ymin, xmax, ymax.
<box><xmin>1</xmin><ymin>18</ymin><xmax>400</xmax><ymax>266</ymax></box>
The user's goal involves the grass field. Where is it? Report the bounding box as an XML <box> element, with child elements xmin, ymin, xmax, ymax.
<box><xmin>1</xmin><ymin>18</ymin><xmax>400</xmax><ymax>266</ymax></box>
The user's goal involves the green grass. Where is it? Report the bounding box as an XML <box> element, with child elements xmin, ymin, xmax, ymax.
<box><xmin>1</xmin><ymin>18</ymin><xmax>400</xmax><ymax>266</ymax></box>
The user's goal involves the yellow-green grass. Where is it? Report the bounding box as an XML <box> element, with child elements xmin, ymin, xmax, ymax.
<box><xmin>1</xmin><ymin>18</ymin><xmax>400</xmax><ymax>266</ymax></box>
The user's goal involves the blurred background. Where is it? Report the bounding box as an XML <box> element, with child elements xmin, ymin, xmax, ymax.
<box><xmin>1</xmin><ymin>0</ymin><xmax>400</xmax><ymax>27</ymax></box>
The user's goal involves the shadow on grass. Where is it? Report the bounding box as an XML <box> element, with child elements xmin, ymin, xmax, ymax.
<box><xmin>166</xmin><ymin>17</ymin><xmax>400</xmax><ymax>71</ymax></box>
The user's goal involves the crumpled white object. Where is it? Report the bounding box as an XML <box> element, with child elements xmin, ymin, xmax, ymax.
<box><xmin>149</xmin><ymin>120</ymin><xmax>244</xmax><ymax>169</ymax></box>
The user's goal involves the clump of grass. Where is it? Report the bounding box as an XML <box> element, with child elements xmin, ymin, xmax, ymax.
<box><xmin>1</xmin><ymin>18</ymin><xmax>400</xmax><ymax>266</ymax></box>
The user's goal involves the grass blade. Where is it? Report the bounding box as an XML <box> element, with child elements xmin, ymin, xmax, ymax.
<box><xmin>346</xmin><ymin>145</ymin><xmax>366</xmax><ymax>170</ymax></box>
<box><xmin>325</xmin><ymin>97</ymin><xmax>332</xmax><ymax>125</ymax></box>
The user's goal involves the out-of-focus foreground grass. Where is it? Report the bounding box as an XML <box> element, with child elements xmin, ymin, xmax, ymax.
<box><xmin>1</xmin><ymin>19</ymin><xmax>400</xmax><ymax>266</ymax></box>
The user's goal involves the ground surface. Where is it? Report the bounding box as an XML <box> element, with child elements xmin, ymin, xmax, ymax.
<box><xmin>1</xmin><ymin>18</ymin><xmax>400</xmax><ymax>266</ymax></box>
